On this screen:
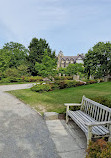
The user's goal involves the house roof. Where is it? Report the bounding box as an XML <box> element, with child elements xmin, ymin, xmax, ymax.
<box><xmin>61</xmin><ymin>54</ymin><xmax>84</xmax><ymax>61</ymax></box>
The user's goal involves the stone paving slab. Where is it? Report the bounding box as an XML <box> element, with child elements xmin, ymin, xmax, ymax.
<box><xmin>46</xmin><ymin>120</ymin><xmax>86</xmax><ymax>158</ymax></box>
<box><xmin>59</xmin><ymin>149</ymin><xmax>86</xmax><ymax>158</ymax></box>
<box><xmin>44</xmin><ymin>112</ymin><xmax>59</xmax><ymax>120</ymax></box>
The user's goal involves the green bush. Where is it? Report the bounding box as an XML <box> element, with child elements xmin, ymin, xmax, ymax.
<box><xmin>4</xmin><ymin>68</ymin><xmax>19</xmax><ymax>78</ymax></box>
<box><xmin>54</xmin><ymin>76</ymin><xmax>73</xmax><ymax>80</ymax></box>
<box><xmin>31</xmin><ymin>84</ymin><xmax>51</xmax><ymax>92</ymax></box>
<box><xmin>0</xmin><ymin>71</ymin><xmax>2</xmax><ymax>80</ymax></box>
<box><xmin>0</xmin><ymin>77</ymin><xmax>23</xmax><ymax>83</ymax></box>
<box><xmin>49</xmin><ymin>83</ymin><xmax>60</xmax><ymax>90</ymax></box>
<box><xmin>65</xmin><ymin>80</ymin><xmax>77</xmax><ymax>88</ymax></box>
<box><xmin>86</xmin><ymin>139</ymin><xmax>111</xmax><ymax>158</ymax></box>
<box><xmin>75</xmin><ymin>81</ymin><xmax>85</xmax><ymax>86</ymax></box>
<box><xmin>98</xmin><ymin>79</ymin><xmax>104</xmax><ymax>83</ymax></box>
<box><xmin>90</xmin><ymin>96</ymin><xmax>111</xmax><ymax>108</ymax></box>
<box><xmin>55</xmin><ymin>80</ymin><xmax>85</xmax><ymax>89</ymax></box>
<box><xmin>22</xmin><ymin>76</ymin><xmax>43</xmax><ymax>82</ymax></box>
<box><xmin>82</xmin><ymin>79</ymin><xmax>98</xmax><ymax>84</ymax></box>
<box><xmin>0</xmin><ymin>78</ymin><xmax>11</xmax><ymax>83</ymax></box>
<box><xmin>87</xmin><ymin>80</ymin><xmax>98</xmax><ymax>84</ymax></box>
<box><xmin>65</xmin><ymin>76</ymin><xmax>73</xmax><ymax>80</ymax></box>
<box><xmin>55</xmin><ymin>80</ymin><xmax>67</xmax><ymax>89</ymax></box>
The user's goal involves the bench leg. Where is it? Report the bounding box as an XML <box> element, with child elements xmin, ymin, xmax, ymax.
<box><xmin>108</xmin><ymin>125</ymin><xmax>111</xmax><ymax>142</ymax></box>
<box><xmin>87</xmin><ymin>126</ymin><xmax>92</xmax><ymax>147</ymax></box>
<box><xmin>66</xmin><ymin>113</ymin><xmax>69</xmax><ymax>124</ymax></box>
<box><xmin>66</xmin><ymin>105</ymin><xmax>69</xmax><ymax>124</ymax></box>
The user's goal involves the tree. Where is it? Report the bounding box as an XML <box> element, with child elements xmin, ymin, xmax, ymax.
<box><xmin>84</xmin><ymin>42</ymin><xmax>111</xmax><ymax>79</ymax></box>
<box><xmin>3</xmin><ymin>42</ymin><xmax>28</xmax><ymax>68</ymax></box>
<box><xmin>66</xmin><ymin>63</ymin><xmax>84</xmax><ymax>76</ymax></box>
<box><xmin>59</xmin><ymin>67</ymin><xmax>67</xmax><ymax>75</ymax></box>
<box><xmin>28</xmin><ymin>37</ymin><xmax>56</xmax><ymax>75</ymax></box>
<box><xmin>0</xmin><ymin>49</ymin><xmax>11</xmax><ymax>72</ymax></box>
<box><xmin>35</xmin><ymin>50</ymin><xmax>57</xmax><ymax>78</ymax></box>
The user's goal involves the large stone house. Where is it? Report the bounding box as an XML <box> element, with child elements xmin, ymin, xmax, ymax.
<box><xmin>57</xmin><ymin>51</ymin><xmax>85</xmax><ymax>69</ymax></box>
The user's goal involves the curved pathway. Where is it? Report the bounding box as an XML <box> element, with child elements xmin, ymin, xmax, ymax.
<box><xmin>0</xmin><ymin>84</ymin><xmax>60</xmax><ymax>158</ymax></box>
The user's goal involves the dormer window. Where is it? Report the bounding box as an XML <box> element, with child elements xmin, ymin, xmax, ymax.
<box><xmin>70</xmin><ymin>59</ymin><xmax>74</xmax><ymax>63</ymax></box>
<box><xmin>66</xmin><ymin>59</ymin><xmax>69</xmax><ymax>63</ymax></box>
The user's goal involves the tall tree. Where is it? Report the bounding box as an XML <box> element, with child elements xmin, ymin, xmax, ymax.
<box><xmin>0</xmin><ymin>49</ymin><xmax>11</xmax><ymax>72</ymax></box>
<box><xmin>3</xmin><ymin>42</ymin><xmax>28</xmax><ymax>68</ymax></box>
<box><xmin>35</xmin><ymin>50</ymin><xmax>57</xmax><ymax>77</ymax></box>
<box><xmin>28</xmin><ymin>37</ymin><xmax>56</xmax><ymax>75</ymax></box>
<box><xmin>66</xmin><ymin>63</ymin><xmax>84</xmax><ymax>76</ymax></box>
<box><xmin>84</xmin><ymin>42</ymin><xmax>111</xmax><ymax>79</ymax></box>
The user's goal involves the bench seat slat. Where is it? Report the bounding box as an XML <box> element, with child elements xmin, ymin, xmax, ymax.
<box><xmin>68</xmin><ymin>111</ymin><xmax>88</xmax><ymax>134</ymax></box>
<box><xmin>68</xmin><ymin>110</ymin><xmax>109</xmax><ymax>136</ymax></box>
<box><xmin>70</xmin><ymin>111</ymin><xmax>107</xmax><ymax>136</ymax></box>
<box><xmin>68</xmin><ymin>111</ymin><xmax>100</xmax><ymax>136</ymax></box>
<box><xmin>77</xmin><ymin>111</ymin><xmax>109</xmax><ymax>134</ymax></box>
<box><xmin>72</xmin><ymin>111</ymin><xmax>101</xmax><ymax>135</ymax></box>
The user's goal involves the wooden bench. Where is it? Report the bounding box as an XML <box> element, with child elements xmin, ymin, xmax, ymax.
<box><xmin>64</xmin><ymin>95</ymin><xmax>111</xmax><ymax>146</ymax></box>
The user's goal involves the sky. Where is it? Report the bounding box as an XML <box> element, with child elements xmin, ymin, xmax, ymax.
<box><xmin>0</xmin><ymin>0</ymin><xmax>111</xmax><ymax>56</ymax></box>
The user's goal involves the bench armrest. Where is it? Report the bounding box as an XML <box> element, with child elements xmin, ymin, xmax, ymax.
<box><xmin>85</xmin><ymin>121</ymin><xmax>111</xmax><ymax>127</ymax></box>
<box><xmin>64</xmin><ymin>103</ymin><xmax>81</xmax><ymax>106</ymax></box>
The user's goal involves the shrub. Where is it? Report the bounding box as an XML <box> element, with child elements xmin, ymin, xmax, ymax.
<box><xmin>75</xmin><ymin>81</ymin><xmax>85</xmax><ymax>86</ymax></box>
<box><xmin>54</xmin><ymin>76</ymin><xmax>67</xmax><ymax>80</ymax></box>
<box><xmin>54</xmin><ymin>80</ymin><xmax>85</xmax><ymax>89</ymax></box>
<box><xmin>86</xmin><ymin>80</ymin><xmax>98</xmax><ymax>84</ymax></box>
<box><xmin>31</xmin><ymin>84</ymin><xmax>51</xmax><ymax>92</ymax></box>
<box><xmin>22</xmin><ymin>76</ymin><xmax>43</xmax><ymax>82</ymax></box>
<box><xmin>0</xmin><ymin>78</ymin><xmax>11</xmax><ymax>83</ymax></box>
<box><xmin>98</xmin><ymin>79</ymin><xmax>104</xmax><ymax>83</ymax></box>
<box><xmin>65</xmin><ymin>76</ymin><xmax>73</xmax><ymax>80</ymax></box>
<box><xmin>49</xmin><ymin>83</ymin><xmax>60</xmax><ymax>90</ymax></box>
<box><xmin>82</xmin><ymin>79</ymin><xmax>98</xmax><ymax>84</ymax></box>
<box><xmin>90</xmin><ymin>96</ymin><xmax>111</xmax><ymax>108</ymax></box>
<box><xmin>65</xmin><ymin>80</ymin><xmax>77</xmax><ymax>88</ymax></box>
<box><xmin>55</xmin><ymin>80</ymin><xmax>67</xmax><ymax>89</ymax></box>
<box><xmin>54</xmin><ymin>76</ymin><xmax>73</xmax><ymax>80</ymax></box>
<box><xmin>0</xmin><ymin>71</ymin><xmax>2</xmax><ymax>80</ymax></box>
<box><xmin>4</xmin><ymin>68</ymin><xmax>19</xmax><ymax>78</ymax></box>
<box><xmin>86</xmin><ymin>139</ymin><xmax>111</xmax><ymax>158</ymax></box>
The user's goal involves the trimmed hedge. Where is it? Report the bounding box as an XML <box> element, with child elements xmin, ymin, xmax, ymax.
<box><xmin>90</xmin><ymin>96</ymin><xmax>111</xmax><ymax>108</ymax></box>
<box><xmin>21</xmin><ymin>76</ymin><xmax>43</xmax><ymax>82</ymax></box>
<box><xmin>55</xmin><ymin>80</ymin><xmax>85</xmax><ymax>89</ymax></box>
<box><xmin>0</xmin><ymin>76</ymin><xmax>43</xmax><ymax>83</ymax></box>
<box><xmin>0</xmin><ymin>77</ymin><xmax>23</xmax><ymax>83</ymax></box>
<box><xmin>54</xmin><ymin>76</ymin><xmax>73</xmax><ymax>80</ymax></box>
<box><xmin>49</xmin><ymin>83</ymin><xmax>60</xmax><ymax>90</ymax></box>
<box><xmin>31</xmin><ymin>84</ymin><xmax>51</xmax><ymax>92</ymax></box>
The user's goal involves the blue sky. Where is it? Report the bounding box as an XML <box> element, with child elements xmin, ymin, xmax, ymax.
<box><xmin>0</xmin><ymin>0</ymin><xmax>111</xmax><ymax>56</ymax></box>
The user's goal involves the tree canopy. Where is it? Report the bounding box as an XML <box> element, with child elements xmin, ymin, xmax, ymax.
<box><xmin>84</xmin><ymin>42</ymin><xmax>111</xmax><ymax>79</ymax></box>
<box><xmin>3</xmin><ymin>42</ymin><xmax>28</xmax><ymax>68</ymax></box>
<box><xmin>0</xmin><ymin>49</ymin><xmax>11</xmax><ymax>72</ymax></box>
<box><xmin>28</xmin><ymin>37</ymin><xmax>56</xmax><ymax>75</ymax></box>
<box><xmin>66</xmin><ymin>63</ymin><xmax>84</xmax><ymax>76</ymax></box>
<box><xmin>35</xmin><ymin>50</ymin><xmax>57</xmax><ymax>78</ymax></box>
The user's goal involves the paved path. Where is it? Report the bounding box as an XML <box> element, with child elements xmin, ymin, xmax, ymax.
<box><xmin>0</xmin><ymin>84</ymin><xmax>87</xmax><ymax>158</ymax></box>
<box><xmin>0</xmin><ymin>84</ymin><xmax>60</xmax><ymax>158</ymax></box>
<box><xmin>46</xmin><ymin>120</ymin><xmax>86</xmax><ymax>158</ymax></box>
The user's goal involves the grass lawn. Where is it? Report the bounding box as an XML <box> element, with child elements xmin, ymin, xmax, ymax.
<box><xmin>8</xmin><ymin>82</ymin><xmax>111</xmax><ymax>114</ymax></box>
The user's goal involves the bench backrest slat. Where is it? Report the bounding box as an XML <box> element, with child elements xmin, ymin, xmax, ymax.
<box><xmin>80</xmin><ymin>96</ymin><xmax>111</xmax><ymax>123</ymax></box>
